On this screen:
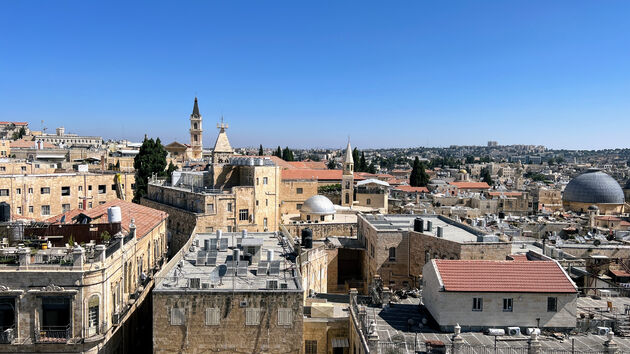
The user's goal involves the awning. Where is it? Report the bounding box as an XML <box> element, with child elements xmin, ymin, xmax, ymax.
<box><xmin>332</xmin><ymin>338</ymin><xmax>349</xmax><ymax>348</ymax></box>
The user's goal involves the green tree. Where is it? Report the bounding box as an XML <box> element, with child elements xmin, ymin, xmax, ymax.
<box><xmin>274</xmin><ymin>146</ymin><xmax>282</xmax><ymax>158</ymax></box>
<box><xmin>410</xmin><ymin>157</ymin><xmax>429</xmax><ymax>187</ymax></box>
<box><xmin>327</xmin><ymin>159</ymin><xmax>337</xmax><ymax>169</ymax></box>
<box><xmin>11</xmin><ymin>127</ymin><xmax>26</xmax><ymax>140</ymax></box>
<box><xmin>258</xmin><ymin>144</ymin><xmax>264</xmax><ymax>156</ymax></box>
<box><xmin>133</xmin><ymin>137</ymin><xmax>169</xmax><ymax>203</ymax></box>
<box><xmin>352</xmin><ymin>148</ymin><xmax>360</xmax><ymax>169</ymax></box>
<box><xmin>481</xmin><ymin>167</ymin><xmax>493</xmax><ymax>186</ymax></box>
<box><xmin>359</xmin><ymin>152</ymin><xmax>367</xmax><ymax>172</ymax></box>
<box><xmin>367</xmin><ymin>162</ymin><xmax>377</xmax><ymax>174</ymax></box>
<box><xmin>282</xmin><ymin>147</ymin><xmax>295</xmax><ymax>161</ymax></box>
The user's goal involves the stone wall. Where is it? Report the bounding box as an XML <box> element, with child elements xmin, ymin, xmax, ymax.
<box><xmin>280</xmin><ymin>180</ymin><xmax>319</xmax><ymax>215</ymax></box>
<box><xmin>153</xmin><ymin>291</ymin><xmax>303</xmax><ymax>353</ymax></box>
<box><xmin>284</xmin><ymin>222</ymin><xmax>356</xmax><ymax>240</ymax></box>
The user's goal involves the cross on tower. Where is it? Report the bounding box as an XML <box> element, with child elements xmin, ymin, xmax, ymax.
<box><xmin>217</xmin><ymin>116</ymin><xmax>229</xmax><ymax>132</ymax></box>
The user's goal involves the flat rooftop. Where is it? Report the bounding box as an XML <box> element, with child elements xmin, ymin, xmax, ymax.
<box><xmin>362</xmin><ymin>214</ymin><xmax>490</xmax><ymax>243</ymax></box>
<box><xmin>155</xmin><ymin>232</ymin><xmax>301</xmax><ymax>293</ymax></box>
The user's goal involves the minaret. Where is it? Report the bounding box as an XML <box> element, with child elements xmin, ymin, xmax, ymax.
<box><xmin>190</xmin><ymin>97</ymin><xmax>203</xmax><ymax>160</ymax></box>
<box><xmin>341</xmin><ymin>139</ymin><xmax>354</xmax><ymax>207</ymax></box>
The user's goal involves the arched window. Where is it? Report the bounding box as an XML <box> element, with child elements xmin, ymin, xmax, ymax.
<box><xmin>87</xmin><ymin>295</ymin><xmax>99</xmax><ymax>336</ymax></box>
<box><xmin>193</xmin><ymin>123</ymin><xmax>198</xmax><ymax>130</ymax></box>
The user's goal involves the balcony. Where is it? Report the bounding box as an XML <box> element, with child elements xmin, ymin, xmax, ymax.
<box><xmin>35</xmin><ymin>325</ymin><xmax>71</xmax><ymax>343</ymax></box>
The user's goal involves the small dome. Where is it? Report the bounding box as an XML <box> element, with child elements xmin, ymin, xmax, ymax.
<box><xmin>563</xmin><ymin>169</ymin><xmax>624</xmax><ymax>204</ymax></box>
<box><xmin>301</xmin><ymin>195</ymin><xmax>336</xmax><ymax>215</ymax></box>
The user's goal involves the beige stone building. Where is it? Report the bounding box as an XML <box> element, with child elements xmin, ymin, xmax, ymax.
<box><xmin>0</xmin><ymin>170</ymin><xmax>135</xmax><ymax>220</ymax></box>
<box><xmin>36</xmin><ymin>127</ymin><xmax>103</xmax><ymax>149</ymax></box>
<box><xmin>0</xmin><ymin>200</ymin><xmax>168</xmax><ymax>352</ymax></box>
<box><xmin>152</xmin><ymin>231</ymin><xmax>303</xmax><ymax>353</ymax></box>
<box><xmin>533</xmin><ymin>187</ymin><xmax>563</xmax><ymax>212</ymax></box>
<box><xmin>358</xmin><ymin>214</ymin><xmax>512</xmax><ymax>290</ymax></box>
<box><xmin>0</xmin><ymin>140</ymin><xmax>10</xmax><ymax>158</ymax></box>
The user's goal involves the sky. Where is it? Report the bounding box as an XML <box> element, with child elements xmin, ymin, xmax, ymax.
<box><xmin>1</xmin><ymin>1</ymin><xmax>629</xmax><ymax>150</ymax></box>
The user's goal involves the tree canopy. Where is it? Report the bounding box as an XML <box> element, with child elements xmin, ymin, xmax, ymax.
<box><xmin>133</xmin><ymin>137</ymin><xmax>170</xmax><ymax>203</ymax></box>
<box><xmin>258</xmin><ymin>144</ymin><xmax>264</xmax><ymax>156</ymax></box>
<box><xmin>409</xmin><ymin>157</ymin><xmax>429</xmax><ymax>187</ymax></box>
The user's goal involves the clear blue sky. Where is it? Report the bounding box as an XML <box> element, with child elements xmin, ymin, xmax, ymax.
<box><xmin>1</xmin><ymin>1</ymin><xmax>629</xmax><ymax>150</ymax></box>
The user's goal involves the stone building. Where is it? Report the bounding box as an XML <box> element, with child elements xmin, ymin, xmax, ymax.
<box><xmin>341</xmin><ymin>140</ymin><xmax>354</xmax><ymax>208</ymax></box>
<box><xmin>300</xmin><ymin>195</ymin><xmax>336</xmax><ymax>222</ymax></box>
<box><xmin>152</xmin><ymin>231</ymin><xmax>303</xmax><ymax>353</ymax></box>
<box><xmin>0</xmin><ymin>170</ymin><xmax>135</xmax><ymax>220</ymax></box>
<box><xmin>422</xmin><ymin>257</ymin><xmax>578</xmax><ymax>332</ymax></box>
<box><xmin>0</xmin><ymin>140</ymin><xmax>10</xmax><ymax>158</ymax></box>
<box><xmin>0</xmin><ymin>121</ymin><xmax>29</xmax><ymax>139</ymax></box>
<box><xmin>485</xmin><ymin>191</ymin><xmax>534</xmax><ymax>216</ymax></box>
<box><xmin>36</xmin><ymin>127</ymin><xmax>103</xmax><ymax>149</ymax></box>
<box><xmin>0</xmin><ymin>200</ymin><xmax>168</xmax><ymax>352</ymax></box>
<box><xmin>533</xmin><ymin>187</ymin><xmax>563</xmax><ymax>212</ymax></box>
<box><xmin>358</xmin><ymin>214</ymin><xmax>512</xmax><ymax>290</ymax></box>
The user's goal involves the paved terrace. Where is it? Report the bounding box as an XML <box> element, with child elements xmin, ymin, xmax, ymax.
<box><xmin>362</xmin><ymin>214</ymin><xmax>487</xmax><ymax>243</ymax></box>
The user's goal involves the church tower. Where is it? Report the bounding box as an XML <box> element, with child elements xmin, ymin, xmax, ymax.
<box><xmin>212</xmin><ymin>117</ymin><xmax>234</xmax><ymax>164</ymax></box>
<box><xmin>190</xmin><ymin>97</ymin><xmax>203</xmax><ymax>160</ymax></box>
<box><xmin>341</xmin><ymin>139</ymin><xmax>354</xmax><ymax>207</ymax></box>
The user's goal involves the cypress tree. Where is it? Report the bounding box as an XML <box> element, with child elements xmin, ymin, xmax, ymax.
<box><xmin>133</xmin><ymin>137</ymin><xmax>169</xmax><ymax>203</ymax></box>
<box><xmin>258</xmin><ymin>144</ymin><xmax>264</xmax><ymax>156</ymax></box>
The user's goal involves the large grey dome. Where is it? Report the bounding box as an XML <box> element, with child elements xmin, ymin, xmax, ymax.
<box><xmin>301</xmin><ymin>195</ymin><xmax>336</xmax><ymax>215</ymax></box>
<box><xmin>563</xmin><ymin>169</ymin><xmax>625</xmax><ymax>204</ymax></box>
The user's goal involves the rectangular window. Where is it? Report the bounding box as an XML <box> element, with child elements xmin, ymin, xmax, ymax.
<box><xmin>227</xmin><ymin>203</ymin><xmax>233</xmax><ymax>212</ymax></box>
<box><xmin>278</xmin><ymin>308</ymin><xmax>293</xmax><ymax>326</ymax></box>
<box><xmin>98</xmin><ymin>185</ymin><xmax>106</xmax><ymax>194</ymax></box>
<box><xmin>366</xmin><ymin>198</ymin><xmax>371</xmax><ymax>205</ymax></box>
<box><xmin>41</xmin><ymin>205</ymin><xmax>50</xmax><ymax>216</ymax></box>
<box><xmin>40</xmin><ymin>187</ymin><xmax>50</xmax><ymax>194</ymax></box>
<box><xmin>170</xmin><ymin>308</ymin><xmax>185</xmax><ymax>326</ymax></box>
<box><xmin>473</xmin><ymin>298</ymin><xmax>483</xmax><ymax>311</ymax></box>
<box><xmin>265</xmin><ymin>199</ymin><xmax>268</xmax><ymax>206</ymax></box>
<box><xmin>227</xmin><ymin>226</ymin><xmax>232</xmax><ymax>232</ymax></box>
<box><xmin>205</xmin><ymin>308</ymin><xmax>220</xmax><ymax>326</ymax></box>
<box><xmin>62</xmin><ymin>204</ymin><xmax>71</xmax><ymax>213</ymax></box>
<box><xmin>78</xmin><ymin>186</ymin><xmax>83</xmax><ymax>192</ymax></box>
<box><xmin>239</xmin><ymin>209</ymin><xmax>249</xmax><ymax>221</ymax></box>
<box><xmin>256</xmin><ymin>178</ymin><xmax>259</xmax><ymax>185</ymax></box>
<box><xmin>29</xmin><ymin>206</ymin><xmax>33</xmax><ymax>213</ymax></box>
<box><xmin>388</xmin><ymin>247</ymin><xmax>396</xmax><ymax>261</ymax></box>
<box><xmin>28</xmin><ymin>188</ymin><xmax>33</xmax><ymax>194</ymax></box>
<box><xmin>205</xmin><ymin>227</ymin><xmax>214</xmax><ymax>232</ymax></box>
<box><xmin>503</xmin><ymin>298</ymin><xmax>513</xmax><ymax>312</ymax></box>
<box><xmin>296</xmin><ymin>203</ymin><xmax>302</xmax><ymax>210</ymax></box>
<box><xmin>305</xmin><ymin>340</ymin><xmax>317</xmax><ymax>354</ymax></box>
<box><xmin>0</xmin><ymin>189</ymin><xmax>8</xmax><ymax>196</ymax></box>
<box><xmin>245</xmin><ymin>308</ymin><xmax>261</xmax><ymax>325</ymax></box>
<box><xmin>41</xmin><ymin>297</ymin><xmax>71</xmax><ymax>332</ymax></box>
<box><xmin>88</xmin><ymin>185</ymin><xmax>93</xmax><ymax>191</ymax></box>
<box><xmin>15</xmin><ymin>188</ymin><xmax>20</xmax><ymax>195</ymax></box>
<box><xmin>206</xmin><ymin>204</ymin><xmax>215</xmax><ymax>213</ymax></box>
<box><xmin>547</xmin><ymin>297</ymin><xmax>557</xmax><ymax>312</ymax></box>
<box><xmin>61</xmin><ymin>186</ymin><xmax>70</xmax><ymax>196</ymax></box>
<box><xmin>16</xmin><ymin>207</ymin><xmax>22</xmax><ymax>215</ymax></box>
<box><xmin>296</xmin><ymin>187</ymin><xmax>303</xmax><ymax>194</ymax></box>
<box><xmin>111</xmin><ymin>184</ymin><xmax>117</xmax><ymax>191</ymax></box>
<box><xmin>88</xmin><ymin>202</ymin><xmax>93</xmax><ymax>208</ymax></box>
<box><xmin>263</xmin><ymin>177</ymin><xmax>268</xmax><ymax>185</ymax></box>
<box><xmin>0</xmin><ymin>166</ymin><xmax>4</xmax><ymax>171</ymax></box>
<box><xmin>21</xmin><ymin>166</ymin><xmax>26</xmax><ymax>172</ymax></box>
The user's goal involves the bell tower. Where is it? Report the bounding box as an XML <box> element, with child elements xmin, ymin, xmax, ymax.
<box><xmin>341</xmin><ymin>139</ymin><xmax>354</xmax><ymax>207</ymax></box>
<box><xmin>190</xmin><ymin>97</ymin><xmax>203</xmax><ymax>160</ymax></box>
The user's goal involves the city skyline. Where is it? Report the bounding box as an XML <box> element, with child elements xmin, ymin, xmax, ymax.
<box><xmin>1</xmin><ymin>1</ymin><xmax>629</xmax><ymax>150</ymax></box>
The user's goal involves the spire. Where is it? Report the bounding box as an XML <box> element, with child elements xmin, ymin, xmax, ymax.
<box><xmin>344</xmin><ymin>138</ymin><xmax>354</xmax><ymax>164</ymax></box>
<box><xmin>192</xmin><ymin>97</ymin><xmax>200</xmax><ymax>117</ymax></box>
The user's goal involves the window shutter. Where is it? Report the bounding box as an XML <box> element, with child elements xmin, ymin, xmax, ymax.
<box><xmin>278</xmin><ymin>308</ymin><xmax>292</xmax><ymax>326</ymax></box>
<box><xmin>206</xmin><ymin>308</ymin><xmax>220</xmax><ymax>325</ymax></box>
<box><xmin>170</xmin><ymin>308</ymin><xmax>185</xmax><ymax>325</ymax></box>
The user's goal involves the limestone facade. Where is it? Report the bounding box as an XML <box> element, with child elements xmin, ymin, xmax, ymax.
<box><xmin>0</xmin><ymin>172</ymin><xmax>135</xmax><ymax>220</ymax></box>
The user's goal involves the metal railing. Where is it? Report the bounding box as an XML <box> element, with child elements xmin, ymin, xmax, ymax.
<box><xmin>35</xmin><ymin>324</ymin><xmax>71</xmax><ymax>343</ymax></box>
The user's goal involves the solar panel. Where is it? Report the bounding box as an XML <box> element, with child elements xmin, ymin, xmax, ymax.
<box><xmin>226</xmin><ymin>260</ymin><xmax>237</xmax><ymax>268</ymax></box>
<box><xmin>219</xmin><ymin>238</ymin><xmax>228</xmax><ymax>251</ymax></box>
<box><xmin>257</xmin><ymin>261</ymin><xmax>268</xmax><ymax>276</ymax></box>
<box><xmin>225</xmin><ymin>267</ymin><xmax>235</xmax><ymax>276</ymax></box>
<box><xmin>209</xmin><ymin>239</ymin><xmax>218</xmax><ymax>250</ymax></box>
<box><xmin>269</xmin><ymin>261</ymin><xmax>281</xmax><ymax>276</ymax></box>
<box><xmin>196</xmin><ymin>251</ymin><xmax>207</xmax><ymax>266</ymax></box>
<box><xmin>207</xmin><ymin>256</ymin><xmax>217</xmax><ymax>266</ymax></box>
<box><xmin>208</xmin><ymin>249</ymin><xmax>218</xmax><ymax>257</ymax></box>
<box><xmin>237</xmin><ymin>264</ymin><xmax>249</xmax><ymax>277</ymax></box>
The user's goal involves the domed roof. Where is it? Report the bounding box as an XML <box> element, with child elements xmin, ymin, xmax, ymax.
<box><xmin>563</xmin><ymin>169</ymin><xmax>625</xmax><ymax>204</ymax></box>
<box><xmin>301</xmin><ymin>195</ymin><xmax>336</xmax><ymax>215</ymax></box>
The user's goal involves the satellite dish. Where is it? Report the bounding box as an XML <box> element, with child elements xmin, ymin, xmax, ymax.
<box><xmin>594</xmin><ymin>239</ymin><xmax>601</xmax><ymax>247</ymax></box>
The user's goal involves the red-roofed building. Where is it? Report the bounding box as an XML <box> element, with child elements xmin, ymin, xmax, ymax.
<box><xmin>422</xmin><ymin>259</ymin><xmax>577</xmax><ymax>331</ymax></box>
<box><xmin>448</xmin><ymin>181</ymin><xmax>491</xmax><ymax>191</ymax></box>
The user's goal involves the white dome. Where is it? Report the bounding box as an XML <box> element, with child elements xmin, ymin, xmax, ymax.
<box><xmin>301</xmin><ymin>195</ymin><xmax>336</xmax><ymax>215</ymax></box>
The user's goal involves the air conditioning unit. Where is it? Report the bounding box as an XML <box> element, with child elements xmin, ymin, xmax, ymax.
<box><xmin>598</xmin><ymin>327</ymin><xmax>611</xmax><ymax>336</ymax></box>
<box><xmin>486</xmin><ymin>328</ymin><xmax>505</xmax><ymax>336</ymax></box>
<box><xmin>507</xmin><ymin>327</ymin><xmax>521</xmax><ymax>336</ymax></box>
<box><xmin>526</xmin><ymin>328</ymin><xmax>540</xmax><ymax>335</ymax></box>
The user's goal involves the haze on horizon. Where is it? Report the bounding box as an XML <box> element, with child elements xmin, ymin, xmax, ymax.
<box><xmin>1</xmin><ymin>1</ymin><xmax>629</xmax><ymax>151</ymax></box>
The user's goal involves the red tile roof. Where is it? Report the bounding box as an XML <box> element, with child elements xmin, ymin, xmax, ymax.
<box><xmin>506</xmin><ymin>254</ymin><xmax>529</xmax><ymax>261</ymax></box>
<box><xmin>281</xmin><ymin>169</ymin><xmax>365</xmax><ymax>181</ymax></box>
<box><xmin>286</xmin><ymin>161</ymin><xmax>328</xmax><ymax>170</ymax></box>
<box><xmin>449</xmin><ymin>181</ymin><xmax>491</xmax><ymax>190</ymax></box>
<box><xmin>0</xmin><ymin>122</ymin><xmax>28</xmax><ymax>126</ymax></box>
<box><xmin>596</xmin><ymin>216</ymin><xmax>622</xmax><ymax>221</ymax></box>
<box><xmin>610</xmin><ymin>269</ymin><xmax>630</xmax><ymax>278</ymax></box>
<box><xmin>395</xmin><ymin>185</ymin><xmax>429</xmax><ymax>193</ymax></box>
<box><xmin>10</xmin><ymin>139</ymin><xmax>55</xmax><ymax>149</ymax></box>
<box><xmin>47</xmin><ymin>200</ymin><xmax>167</xmax><ymax>239</ymax></box>
<box><xmin>434</xmin><ymin>260</ymin><xmax>577</xmax><ymax>293</ymax></box>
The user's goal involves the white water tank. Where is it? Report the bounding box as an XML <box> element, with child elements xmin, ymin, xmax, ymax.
<box><xmin>108</xmin><ymin>207</ymin><xmax>122</xmax><ymax>223</ymax></box>
<box><xmin>267</xmin><ymin>250</ymin><xmax>274</xmax><ymax>261</ymax></box>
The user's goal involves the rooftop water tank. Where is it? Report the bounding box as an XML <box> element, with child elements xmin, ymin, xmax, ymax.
<box><xmin>108</xmin><ymin>206</ymin><xmax>122</xmax><ymax>223</ymax></box>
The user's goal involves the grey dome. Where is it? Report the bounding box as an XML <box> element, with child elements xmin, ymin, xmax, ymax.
<box><xmin>301</xmin><ymin>195</ymin><xmax>336</xmax><ymax>215</ymax></box>
<box><xmin>563</xmin><ymin>169</ymin><xmax>625</xmax><ymax>204</ymax></box>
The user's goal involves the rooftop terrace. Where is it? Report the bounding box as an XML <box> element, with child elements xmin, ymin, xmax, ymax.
<box><xmin>155</xmin><ymin>231</ymin><xmax>302</xmax><ymax>293</ymax></box>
